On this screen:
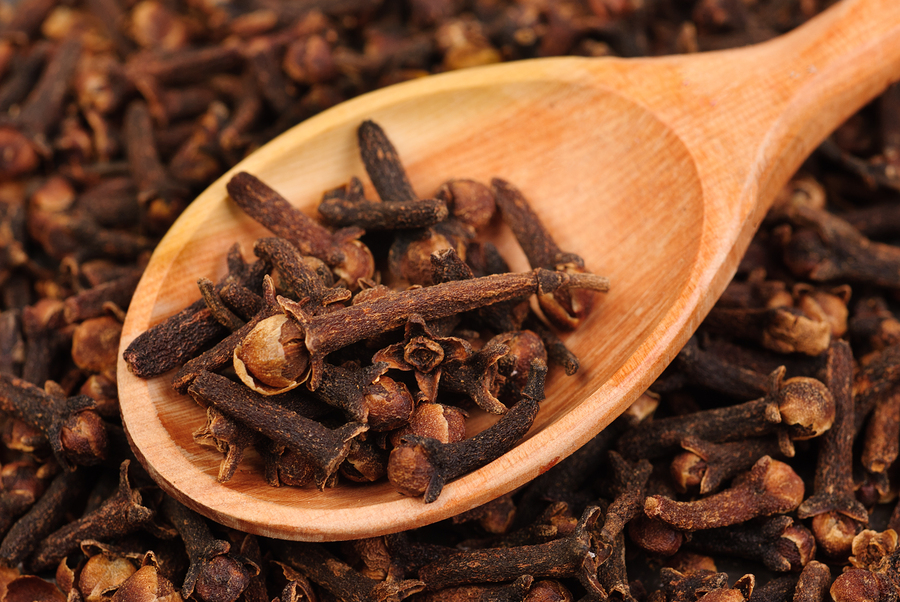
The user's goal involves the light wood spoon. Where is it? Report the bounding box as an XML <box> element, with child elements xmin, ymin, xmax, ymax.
<box><xmin>118</xmin><ymin>0</ymin><xmax>900</xmax><ymax>541</ymax></box>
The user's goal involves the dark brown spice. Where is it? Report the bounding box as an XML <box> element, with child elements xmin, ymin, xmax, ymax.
<box><xmin>387</xmin><ymin>359</ymin><xmax>545</xmax><ymax>502</ymax></box>
<box><xmin>12</xmin><ymin>34</ymin><xmax>84</xmax><ymax>157</ymax></box>
<box><xmin>62</xmin><ymin>269</ymin><xmax>142</xmax><ymax>324</ymax></box>
<box><xmin>598</xmin><ymin>527</ymin><xmax>635</xmax><ymax>602</ymax></box>
<box><xmin>126</xmin><ymin>43</ymin><xmax>243</xmax><ymax>87</ymax></box>
<box><xmin>311</xmin><ymin>361</ymin><xmax>399</xmax><ymax>425</ymax></box>
<box><xmin>356</xmin><ymin>119</ymin><xmax>418</xmax><ymax>204</ymax></box>
<box><xmin>417</xmin><ymin>505</ymin><xmax>605</xmax><ymax>595</ymax></box>
<box><xmin>123</xmin><ymin>247</ymin><xmax>268</xmax><ymax>377</ymax></box>
<box><xmin>436</xmin><ymin>335</ymin><xmax>510</xmax><ymax>414</ymax></box>
<box><xmin>434</xmin><ymin>179</ymin><xmax>496</xmax><ymax>230</ymax></box>
<box><xmin>0</xmin><ymin>460</ymin><xmax>48</xmax><ymax>539</ymax></box>
<box><xmin>245</xmin><ymin>36</ymin><xmax>295</xmax><ymax>113</ymax></box>
<box><xmin>492</xmin><ymin>177</ymin><xmax>597</xmax><ymax>331</ymax></box>
<box><xmin>672</xmin><ymin>337</ymin><xmax>771</xmax><ymax>400</ymax></box>
<box><xmin>28</xmin><ymin>461</ymin><xmax>154</xmax><ymax>573</ymax></box>
<box><xmin>193</xmin><ymin>407</ymin><xmax>259</xmax><ymax>484</ymax></box>
<box><xmin>703</xmin><ymin>305</ymin><xmax>831</xmax><ymax>356</ymax></box>
<box><xmin>197</xmin><ymin>277</ymin><xmax>245</xmax><ymax>332</ymax></box>
<box><xmin>274</xmin><ymin>539</ymin><xmax>425</xmax><ymax>602</ymax></box>
<box><xmin>671</xmin><ymin>435</ymin><xmax>785</xmax><ymax>495</ymax></box>
<box><xmin>644</xmin><ymin>456</ymin><xmax>805</xmax><ymax>531</ymax></box>
<box><xmin>280</xmin><ymin>266</ymin><xmax>605</xmax><ymax>390</ymax></box>
<box><xmin>172</xmin><ymin>274</ymin><xmax>280</xmax><ymax>394</ymax></box>
<box><xmin>793</xmin><ymin>561</ymin><xmax>832</xmax><ymax>602</ymax></box>
<box><xmin>422</xmin><ymin>574</ymin><xmax>535</xmax><ymax>601</ymax></box>
<box><xmin>0</xmin><ymin>310</ymin><xmax>24</xmax><ymax>376</ymax></box>
<box><xmin>0</xmin><ymin>373</ymin><xmax>107</xmax><ymax>470</ymax></box>
<box><xmin>188</xmin><ymin>370</ymin><xmax>367</xmax><ymax>488</ymax></box>
<box><xmin>372</xmin><ymin>313</ymin><xmax>471</xmax><ymax>404</ymax></box>
<box><xmin>0</xmin><ymin>42</ymin><xmax>49</xmax><ymax>113</ymax></box>
<box><xmin>849</xmin><ymin>297</ymin><xmax>900</xmax><ymax>355</ymax></box>
<box><xmin>252</xmin><ymin>236</ymin><xmax>350</xmax><ymax>313</ymax></box>
<box><xmin>747</xmin><ymin>575</ymin><xmax>799</xmax><ymax>602</ymax></box>
<box><xmin>618</xmin><ymin>368</ymin><xmax>833</xmax><ymax>460</ymax></box>
<box><xmin>796</xmin><ymin>340</ymin><xmax>868</xmax><ymax>559</ymax></box>
<box><xmin>598</xmin><ymin>451</ymin><xmax>652</xmax><ymax>551</ymax></box>
<box><xmin>654</xmin><ymin>568</ymin><xmax>731</xmax><ymax>602</ymax></box>
<box><xmin>783</xmin><ymin>205</ymin><xmax>900</xmax><ymax>288</ymax></box>
<box><xmin>226</xmin><ymin>171</ymin><xmax>374</xmax><ymax>288</ymax></box>
<box><xmin>160</xmin><ymin>496</ymin><xmax>255</xmax><ymax>602</ymax></box>
<box><xmin>318</xmin><ymin>194</ymin><xmax>449</xmax><ymax>230</ymax></box>
<box><xmin>122</xmin><ymin>99</ymin><xmax>188</xmax><ymax>232</ymax></box>
<box><xmin>684</xmin><ymin>516</ymin><xmax>816</xmax><ymax>572</ymax></box>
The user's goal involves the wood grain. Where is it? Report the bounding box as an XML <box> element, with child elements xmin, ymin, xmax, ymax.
<box><xmin>118</xmin><ymin>0</ymin><xmax>900</xmax><ymax>541</ymax></box>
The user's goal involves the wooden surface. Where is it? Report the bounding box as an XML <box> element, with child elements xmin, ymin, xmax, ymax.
<box><xmin>118</xmin><ymin>0</ymin><xmax>900</xmax><ymax>541</ymax></box>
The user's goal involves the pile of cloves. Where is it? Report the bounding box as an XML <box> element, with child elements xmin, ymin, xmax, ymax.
<box><xmin>6</xmin><ymin>0</ymin><xmax>900</xmax><ymax>601</ymax></box>
<box><xmin>124</xmin><ymin>118</ymin><xmax>610</xmax><ymax>500</ymax></box>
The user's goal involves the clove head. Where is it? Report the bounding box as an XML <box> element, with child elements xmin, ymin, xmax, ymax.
<box><xmin>627</xmin><ymin>514</ymin><xmax>684</xmax><ymax>555</ymax></box>
<box><xmin>812</xmin><ymin>511</ymin><xmax>863</xmax><ymax>559</ymax></box>
<box><xmin>390</xmin><ymin>402</ymin><xmax>467</xmax><ymax>447</ymax></box>
<box><xmin>364</xmin><ymin>376</ymin><xmax>415</xmax><ymax>431</ymax></box>
<box><xmin>391</xmin><ymin>228</ymin><xmax>467</xmax><ymax>286</ymax></box>
<box><xmin>404</xmin><ymin>337</ymin><xmax>445</xmax><ymax>373</ymax></box>
<box><xmin>60</xmin><ymin>409</ymin><xmax>108</xmax><ymax>467</ymax></box>
<box><xmin>538</xmin><ymin>262</ymin><xmax>597</xmax><ymax>331</ymax></box>
<box><xmin>761</xmin><ymin>307</ymin><xmax>831</xmax><ymax>355</ymax></box>
<box><xmin>332</xmin><ymin>239</ymin><xmax>375</xmax><ymax>290</ymax></box>
<box><xmin>0</xmin><ymin>128</ymin><xmax>39</xmax><ymax>177</ymax></box>
<box><xmin>233</xmin><ymin>314</ymin><xmax>309</xmax><ymax>395</ymax></box>
<box><xmin>775</xmin><ymin>376</ymin><xmax>835</xmax><ymax>439</ymax></box>
<box><xmin>495</xmin><ymin>330</ymin><xmax>548</xmax><ymax>394</ymax></box>
<box><xmin>755</xmin><ymin>458</ymin><xmax>806</xmax><ymax>511</ymax></box>
<box><xmin>194</xmin><ymin>556</ymin><xmax>251</xmax><ymax>602</ymax></box>
<box><xmin>387</xmin><ymin>444</ymin><xmax>435</xmax><ymax>497</ymax></box>
<box><xmin>276</xmin><ymin>448</ymin><xmax>316</xmax><ymax>488</ymax></box>
<box><xmin>777</xmin><ymin>522</ymin><xmax>817</xmax><ymax>570</ymax></box>
<box><xmin>436</xmin><ymin>179</ymin><xmax>496</xmax><ymax>229</ymax></box>
<box><xmin>110</xmin><ymin>565</ymin><xmax>182</xmax><ymax>602</ymax></box>
<box><xmin>671</xmin><ymin>450</ymin><xmax>706</xmax><ymax>493</ymax></box>
<box><xmin>77</xmin><ymin>555</ymin><xmax>137</xmax><ymax>601</ymax></box>
<box><xmin>830</xmin><ymin>569</ymin><xmax>895</xmax><ymax>602</ymax></box>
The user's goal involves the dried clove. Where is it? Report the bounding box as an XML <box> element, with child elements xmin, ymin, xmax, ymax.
<box><xmin>274</xmin><ymin>539</ymin><xmax>424</xmax><ymax>602</ymax></box>
<box><xmin>388</xmin><ymin>359</ymin><xmax>546</xmax><ymax>502</ymax></box>
<box><xmin>671</xmin><ymin>435</ymin><xmax>786</xmax><ymax>494</ymax></box>
<box><xmin>684</xmin><ymin>516</ymin><xmax>816</xmax><ymax>572</ymax></box>
<box><xmin>270</xmin><ymin>266</ymin><xmax>605</xmax><ymax>390</ymax></box>
<box><xmin>356</xmin><ymin>119</ymin><xmax>418</xmax><ymax>204</ymax></box>
<box><xmin>226</xmin><ymin>171</ymin><xmax>374</xmax><ymax>288</ymax></box>
<box><xmin>160</xmin><ymin>496</ymin><xmax>255</xmax><ymax>602</ymax></box>
<box><xmin>796</xmin><ymin>340</ymin><xmax>868</xmax><ymax>559</ymax></box>
<box><xmin>188</xmin><ymin>370</ymin><xmax>367</xmax><ymax>488</ymax></box>
<box><xmin>0</xmin><ymin>373</ymin><xmax>107</xmax><ymax>469</ymax></box>
<box><xmin>318</xmin><ymin>191</ymin><xmax>449</xmax><ymax>230</ymax></box>
<box><xmin>418</xmin><ymin>505</ymin><xmax>605</xmax><ymax>595</ymax></box>
<box><xmin>492</xmin><ymin>177</ymin><xmax>597</xmax><ymax>330</ymax></box>
<box><xmin>28</xmin><ymin>461</ymin><xmax>154</xmax><ymax>573</ymax></box>
<box><xmin>644</xmin><ymin>456</ymin><xmax>805</xmax><ymax>531</ymax></box>
<box><xmin>123</xmin><ymin>246</ymin><xmax>267</xmax><ymax>378</ymax></box>
<box><xmin>617</xmin><ymin>369</ymin><xmax>833</xmax><ymax>460</ymax></box>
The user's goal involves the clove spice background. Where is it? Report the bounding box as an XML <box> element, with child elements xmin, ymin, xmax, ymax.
<box><xmin>3</xmin><ymin>0</ymin><xmax>900</xmax><ymax>601</ymax></box>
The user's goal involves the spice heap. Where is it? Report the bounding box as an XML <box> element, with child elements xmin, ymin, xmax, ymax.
<box><xmin>125</xmin><ymin>118</ymin><xmax>609</xmax><ymax>499</ymax></box>
<box><xmin>5</xmin><ymin>0</ymin><xmax>900</xmax><ymax>601</ymax></box>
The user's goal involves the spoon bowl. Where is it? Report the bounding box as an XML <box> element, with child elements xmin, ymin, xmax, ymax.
<box><xmin>118</xmin><ymin>0</ymin><xmax>900</xmax><ymax>541</ymax></box>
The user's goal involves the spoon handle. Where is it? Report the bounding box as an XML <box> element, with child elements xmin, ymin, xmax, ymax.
<box><xmin>590</xmin><ymin>0</ymin><xmax>900</xmax><ymax>221</ymax></box>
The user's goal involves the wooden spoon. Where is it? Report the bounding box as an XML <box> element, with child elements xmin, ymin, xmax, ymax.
<box><xmin>118</xmin><ymin>0</ymin><xmax>900</xmax><ymax>541</ymax></box>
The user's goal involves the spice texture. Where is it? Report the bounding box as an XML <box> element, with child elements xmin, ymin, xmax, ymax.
<box><xmin>4</xmin><ymin>0</ymin><xmax>900</xmax><ymax>601</ymax></box>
